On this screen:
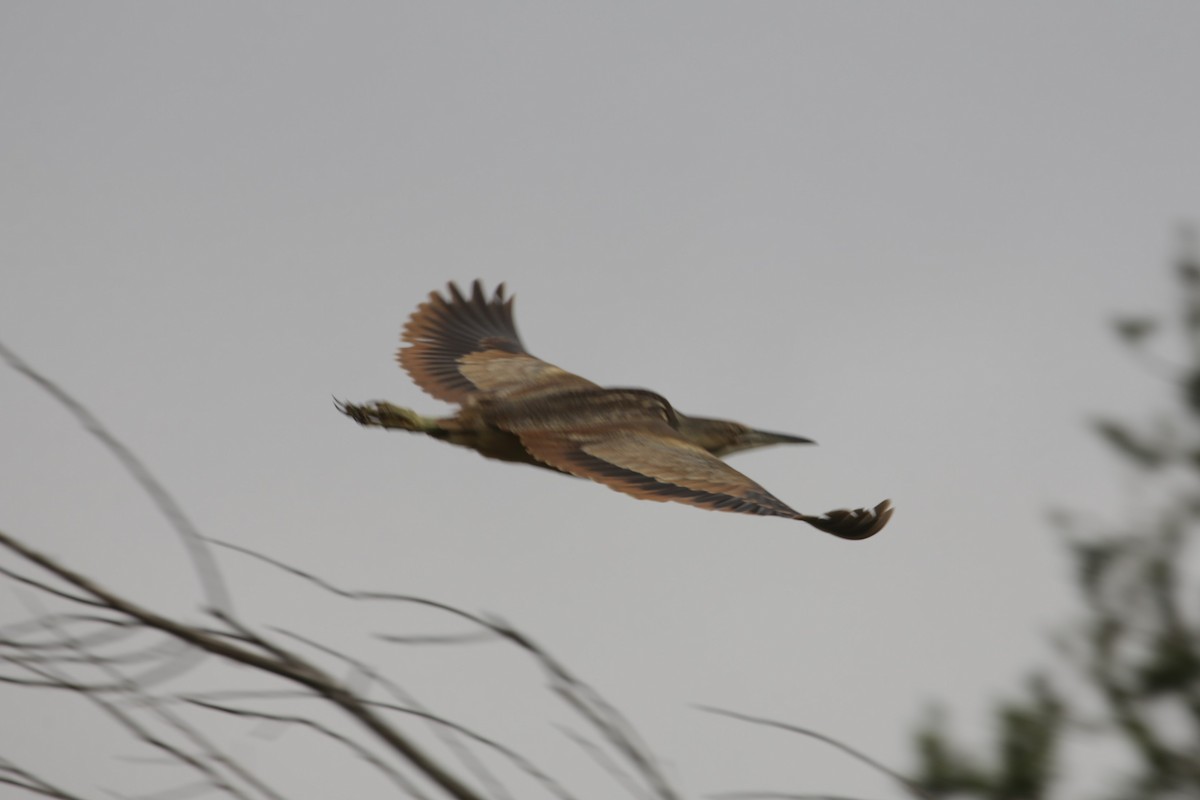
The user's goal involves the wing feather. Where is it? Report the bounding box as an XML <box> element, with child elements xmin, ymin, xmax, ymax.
<box><xmin>491</xmin><ymin>393</ymin><xmax>893</xmax><ymax>538</ymax></box>
<box><xmin>516</xmin><ymin>423</ymin><xmax>807</xmax><ymax>520</ymax></box>
<box><xmin>398</xmin><ymin>280</ymin><xmax>598</xmax><ymax>404</ymax></box>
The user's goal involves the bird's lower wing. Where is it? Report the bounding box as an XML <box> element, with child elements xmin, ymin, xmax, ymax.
<box><xmin>513</xmin><ymin>423</ymin><xmax>890</xmax><ymax>539</ymax></box>
<box><xmin>521</xmin><ymin>427</ymin><xmax>803</xmax><ymax>517</ymax></box>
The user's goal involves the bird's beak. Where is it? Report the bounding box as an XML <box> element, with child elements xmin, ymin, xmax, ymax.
<box><xmin>742</xmin><ymin>429</ymin><xmax>815</xmax><ymax>448</ymax></box>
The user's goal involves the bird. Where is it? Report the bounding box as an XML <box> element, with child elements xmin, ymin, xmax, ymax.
<box><xmin>339</xmin><ymin>281</ymin><xmax>893</xmax><ymax>539</ymax></box>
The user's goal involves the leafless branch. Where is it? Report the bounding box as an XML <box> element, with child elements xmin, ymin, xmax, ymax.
<box><xmin>211</xmin><ymin>535</ymin><xmax>681</xmax><ymax>799</ymax></box>
<box><xmin>696</xmin><ymin>706</ymin><xmax>931</xmax><ymax>800</ymax></box>
<box><xmin>0</xmin><ymin>527</ymin><xmax>491</xmax><ymax>800</ymax></box>
<box><xmin>0</xmin><ymin>340</ymin><xmax>232</xmax><ymax>617</ymax></box>
<box><xmin>184</xmin><ymin>699</ymin><xmax>430</xmax><ymax>798</ymax></box>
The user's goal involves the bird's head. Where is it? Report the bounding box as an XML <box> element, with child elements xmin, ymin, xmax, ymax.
<box><xmin>676</xmin><ymin>414</ymin><xmax>814</xmax><ymax>458</ymax></box>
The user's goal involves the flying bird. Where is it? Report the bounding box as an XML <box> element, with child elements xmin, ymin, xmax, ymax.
<box><xmin>339</xmin><ymin>281</ymin><xmax>893</xmax><ymax>539</ymax></box>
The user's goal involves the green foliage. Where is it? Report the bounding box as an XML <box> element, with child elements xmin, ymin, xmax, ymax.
<box><xmin>913</xmin><ymin>708</ymin><xmax>990</xmax><ymax>794</ymax></box>
<box><xmin>913</xmin><ymin>679</ymin><xmax>1063</xmax><ymax>800</ymax></box>
<box><xmin>910</xmin><ymin>234</ymin><xmax>1200</xmax><ymax>799</ymax></box>
<box><xmin>1091</xmin><ymin>419</ymin><xmax>1165</xmax><ymax>469</ymax></box>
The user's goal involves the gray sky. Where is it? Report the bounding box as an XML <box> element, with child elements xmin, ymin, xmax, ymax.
<box><xmin>3</xmin><ymin>3</ymin><xmax>1199</xmax><ymax>797</ymax></box>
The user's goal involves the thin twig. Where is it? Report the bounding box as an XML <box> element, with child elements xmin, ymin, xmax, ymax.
<box><xmin>269</xmin><ymin>626</ymin><xmax>514</xmax><ymax>800</ymax></box>
<box><xmin>185</xmin><ymin>700</ymin><xmax>432</xmax><ymax>799</ymax></box>
<box><xmin>0</xmin><ymin>529</ymin><xmax>489</xmax><ymax>800</ymax></box>
<box><xmin>211</xmin><ymin>537</ymin><xmax>676</xmax><ymax>799</ymax></box>
<box><xmin>0</xmin><ymin>757</ymin><xmax>81</xmax><ymax>800</ymax></box>
<box><xmin>696</xmin><ymin>706</ymin><xmax>931</xmax><ymax>800</ymax></box>
<box><xmin>559</xmin><ymin>726</ymin><xmax>654</xmax><ymax>800</ymax></box>
<box><xmin>0</xmin><ymin>339</ymin><xmax>232</xmax><ymax>617</ymax></box>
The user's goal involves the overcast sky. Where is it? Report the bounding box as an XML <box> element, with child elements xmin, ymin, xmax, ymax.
<box><xmin>4</xmin><ymin>3</ymin><xmax>1200</xmax><ymax>798</ymax></box>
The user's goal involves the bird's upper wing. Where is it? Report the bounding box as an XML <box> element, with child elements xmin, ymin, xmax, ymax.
<box><xmin>487</xmin><ymin>389</ymin><xmax>893</xmax><ymax>538</ymax></box>
<box><xmin>399</xmin><ymin>281</ymin><xmax>600</xmax><ymax>404</ymax></box>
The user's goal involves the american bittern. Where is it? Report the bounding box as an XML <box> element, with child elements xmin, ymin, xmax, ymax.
<box><xmin>339</xmin><ymin>281</ymin><xmax>893</xmax><ymax>539</ymax></box>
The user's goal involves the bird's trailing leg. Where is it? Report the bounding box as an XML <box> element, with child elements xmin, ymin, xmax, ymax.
<box><xmin>336</xmin><ymin>400</ymin><xmax>443</xmax><ymax>434</ymax></box>
<box><xmin>337</xmin><ymin>398</ymin><xmax>548</xmax><ymax>467</ymax></box>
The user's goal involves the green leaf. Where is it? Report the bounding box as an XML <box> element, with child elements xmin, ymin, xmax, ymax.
<box><xmin>1112</xmin><ymin>316</ymin><xmax>1158</xmax><ymax>346</ymax></box>
<box><xmin>1092</xmin><ymin>419</ymin><xmax>1165</xmax><ymax>468</ymax></box>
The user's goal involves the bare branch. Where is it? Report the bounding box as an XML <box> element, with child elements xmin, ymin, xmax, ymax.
<box><xmin>0</xmin><ymin>528</ymin><xmax>490</xmax><ymax>800</ymax></box>
<box><xmin>211</xmin><ymin>536</ymin><xmax>679</xmax><ymax>799</ymax></box>
<box><xmin>696</xmin><ymin>706</ymin><xmax>931</xmax><ymax>800</ymax></box>
<box><xmin>559</xmin><ymin>725</ymin><xmax>655</xmax><ymax>800</ymax></box>
<box><xmin>265</xmin><ymin>626</ymin><xmax>514</xmax><ymax>800</ymax></box>
<box><xmin>0</xmin><ymin>757</ymin><xmax>83</xmax><ymax>800</ymax></box>
<box><xmin>185</xmin><ymin>700</ymin><xmax>431</xmax><ymax>799</ymax></box>
<box><xmin>0</xmin><ymin>565</ymin><xmax>110</xmax><ymax>609</ymax></box>
<box><xmin>0</xmin><ymin>339</ymin><xmax>232</xmax><ymax>617</ymax></box>
<box><xmin>205</xmin><ymin>538</ymin><xmax>497</xmax><ymax>634</ymax></box>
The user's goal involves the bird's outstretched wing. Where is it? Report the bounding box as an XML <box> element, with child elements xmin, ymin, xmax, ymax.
<box><xmin>399</xmin><ymin>280</ymin><xmax>599</xmax><ymax>404</ymax></box>
<box><xmin>489</xmin><ymin>390</ymin><xmax>893</xmax><ymax>540</ymax></box>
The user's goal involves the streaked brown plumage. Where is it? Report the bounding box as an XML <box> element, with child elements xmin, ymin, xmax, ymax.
<box><xmin>340</xmin><ymin>281</ymin><xmax>893</xmax><ymax>539</ymax></box>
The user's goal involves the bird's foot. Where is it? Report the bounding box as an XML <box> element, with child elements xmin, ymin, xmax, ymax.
<box><xmin>335</xmin><ymin>399</ymin><xmax>437</xmax><ymax>433</ymax></box>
